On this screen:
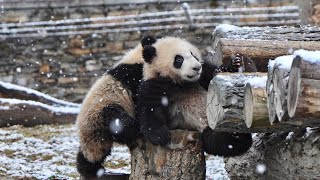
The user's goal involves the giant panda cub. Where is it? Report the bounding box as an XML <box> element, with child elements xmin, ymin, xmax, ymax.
<box><xmin>137</xmin><ymin>36</ymin><xmax>253</xmax><ymax>156</ymax></box>
<box><xmin>76</xmin><ymin>36</ymin><xmax>156</xmax><ymax>178</ymax></box>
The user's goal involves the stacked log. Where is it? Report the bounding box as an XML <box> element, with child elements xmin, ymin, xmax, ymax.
<box><xmin>287</xmin><ymin>52</ymin><xmax>320</xmax><ymax>126</ymax></box>
<box><xmin>266</xmin><ymin>55</ymin><xmax>295</xmax><ymax>123</ymax></box>
<box><xmin>207</xmin><ymin>73</ymin><xmax>295</xmax><ymax>133</ymax></box>
<box><xmin>212</xmin><ymin>25</ymin><xmax>320</xmax><ymax>72</ymax></box>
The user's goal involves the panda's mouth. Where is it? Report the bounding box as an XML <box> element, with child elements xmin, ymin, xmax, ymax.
<box><xmin>187</xmin><ymin>73</ymin><xmax>200</xmax><ymax>79</ymax></box>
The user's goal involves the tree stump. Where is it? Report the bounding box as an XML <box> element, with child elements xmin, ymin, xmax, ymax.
<box><xmin>130</xmin><ymin>130</ymin><xmax>205</xmax><ymax>180</ymax></box>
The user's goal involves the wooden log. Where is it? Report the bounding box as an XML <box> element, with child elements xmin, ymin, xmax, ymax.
<box><xmin>0</xmin><ymin>98</ymin><xmax>78</xmax><ymax>127</ymax></box>
<box><xmin>212</xmin><ymin>25</ymin><xmax>320</xmax><ymax>72</ymax></box>
<box><xmin>264</xmin><ymin>129</ymin><xmax>320</xmax><ymax>179</ymax></box>
<box><xmin>266</xmin><ymin>61</ymin><xmax>278</xmax><ymax>124</ymax></box>
<box><xmin>207</xmin><ymin>73</ymin><xmax>297</xmax><ymax>133</ymax></box>
<box><xmin>287</xmin><ymin>56</ymin><xmax>320</xmax><ymax>125</ymax></box>
<box><xmin>130</xmin><ymin>130</ymin><xmax>205</xmax><ymax>180</ymax></box>
<box><xmin>271</xmin><ymin>56</ymin><xmax>295</xmax><ymax>122</ymax></box>
<box><xmin>0</xmin><ymin>81</ymin><xmax>79</xmax><ymax>107</ymax></box>
<box><xmin>244</xmin><ymin>83</ymin><xmax>268</xmax><ymax>128</ymax></box>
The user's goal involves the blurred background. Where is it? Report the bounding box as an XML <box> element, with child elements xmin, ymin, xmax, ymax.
<box><xmin>0</xmin><ymin>0</ymin><xmax>319</xmax><ymax>103</ymax></box>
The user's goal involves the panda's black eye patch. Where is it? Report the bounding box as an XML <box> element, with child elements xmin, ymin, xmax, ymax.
<box><xmin>191</xmin><ymin>51</ymin><xmax>199</xmax><ymax>61</ymax></box>
<box><xmin>174</xmin><ymin>55</ymin><xmax>184</xmax><ymax>69</ymax></box>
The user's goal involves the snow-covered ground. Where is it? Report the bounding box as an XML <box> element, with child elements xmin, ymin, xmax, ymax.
<box><xmin>0</xmin><ymin>124</ymin><xmax>228</xmax><ymax>179</ymax></box>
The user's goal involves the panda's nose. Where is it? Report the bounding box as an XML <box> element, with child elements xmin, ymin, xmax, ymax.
<box><xmin>193</xmin><ymin>66</ymin><xmax>201</xmax><ymax>72</ymax></box>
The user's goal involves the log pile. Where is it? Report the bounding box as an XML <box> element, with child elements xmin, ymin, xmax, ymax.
<box><xmin>211</xmin><ymin>25</ymin><xmax>320</xmax><ymax>72</ymax></box>
<box><xmin>0</xmin><ymin>81</ymin><xmax>79</xmax><ymax>127</ymax></box>
<box><xmin>207</xmin><ymin>49</ymin><xmax>320</xmax><ymax>133</ymax></box>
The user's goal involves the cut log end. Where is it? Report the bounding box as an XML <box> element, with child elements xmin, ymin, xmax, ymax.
<box><xmin>207</xmin><ymin>81</ymin><xmax>224</xmax><ymax>130</ymax></box>
<box><xmin>244</xmin><ymin>83</ymin><xmax>253</xmax><ymax>128</ymax></box>
<box><xmin>287</xmin><ymin>56</ymin><xmax>302</xmax><ymax>118</ymax></box>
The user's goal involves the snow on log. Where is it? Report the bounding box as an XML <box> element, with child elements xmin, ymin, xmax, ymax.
<box><xmin>287</xmin><ymin>51</ymin><xmax>320</xmax><ymax>125</ymax></box>
<box><xmin>0</xmin><ymin>81</ymin><xmax>80</xmax><ymax>127</ymax></box>
<box><xmin>212</xmin><ymin>25</ymin><xmax>320</xmax><ymax>71</ymax></box>
<box><xmin>268</xmin><ymin>55</ymin><xmax>294</xmax><ymax>122</ymax></box>
<box><xmin>130</xmin><ymin>130</ymin><xmax>205</xmax><ymax>180</ymax></box>
<box><xmin>0</xmin><ymin>81</ymin><xmax>79</xmax><ymax>108</ymax></box>
<box><xmin>266</xmin><ymin>61</ymin><xmax>278</xmax><ymax>124</ymax></box>
<box><xmin>207</xmin><ymin>73</ymin><xmax>297</xmax><ymax>133</ymax></box>
<box><xmin>0</xmin><ymin>98</ymin><xmax>79</xmax><ymax>127</ymax></box>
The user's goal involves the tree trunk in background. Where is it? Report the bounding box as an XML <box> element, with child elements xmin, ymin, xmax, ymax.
<box><xmin>296</xmin><ymin>0</ymin><xmax>320</xmax><ymax>25</ymax></box>
<box><xmin>130</xmin><ymin>130</ymin><xmax>205</xmax><ymax>180</ymax></box>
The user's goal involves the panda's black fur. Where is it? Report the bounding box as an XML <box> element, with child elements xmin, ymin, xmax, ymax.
<box><xmin>137</xmin><ymin>36</ymin><xmax>253</xmax><ymax>156</ymax></box>
<box><xmin>76</xmin><ymin>36</ymin><xmax>156</xmax><ymax>178</ymax></box>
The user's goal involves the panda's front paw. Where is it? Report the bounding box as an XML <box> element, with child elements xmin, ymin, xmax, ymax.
<box><xmin>231</xmin><ymin>53</ymin><xmax>243</xmax><ymax>69</ymax></box>
<box><xmin>144</xmin><ymin>125</ymin><xmax>171</xmax><ymax>146</ymax></box>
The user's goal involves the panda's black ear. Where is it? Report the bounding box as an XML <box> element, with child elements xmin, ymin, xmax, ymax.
<box><xmin>142</xmin><ymin>45</ymin><xmax>156</xmax><ymax>64</ymax></box>
<box><xmin>141</xmin><ymin>35</ymin><xmax>157</xmax><ymax>47</ymax></box>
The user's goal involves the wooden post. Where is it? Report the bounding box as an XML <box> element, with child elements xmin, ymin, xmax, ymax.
<box><xmin>287</xmin><ymin>56</ymin><xmax>320</xmax><ymax>125</ymax></box>
<box><xmin>130</xmin><ymin>130</ymin><xmax>205</xmax><ymax>180</ymax></box>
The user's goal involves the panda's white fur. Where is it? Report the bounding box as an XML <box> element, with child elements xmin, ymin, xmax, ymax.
<box><xmin>143</xmin><ymin>37</ymin><xmax>202</xmax><ymax>83</ymax></box>
<box><xmin>138</xmin><ymin>36</ymin><xmax>253</xmax><ymax>156</ymax></box>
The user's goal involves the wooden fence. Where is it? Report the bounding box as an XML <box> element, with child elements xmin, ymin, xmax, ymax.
<box><xmin>0</xmin><ymin>4</ymin><xmax>300</xmax><ymax>38</ymax></box>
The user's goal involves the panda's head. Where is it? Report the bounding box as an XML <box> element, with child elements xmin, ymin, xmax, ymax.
<box><xmin>141</xmin><ymin>36</ymin><xmax>203</xmax><ymax>83</ymax></box>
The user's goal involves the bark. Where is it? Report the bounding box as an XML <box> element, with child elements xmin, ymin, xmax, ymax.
<box><xmin>225</xmin><ymin>129</ymin><xmax>320</xmax><ymax>180</ymax></box>
<box><xmin>130</xmin><ymin>130</ymin><xmax>205</xmax><ymax>180</ymax></box>
<box><xmin>264</xmin><ymin>129</ymin><xmax>320</xmax><ymax>179</ymax></box>
<box><xmin>212</xmin><ymin>26</ymin><xmax>320</xmax><ymax>72</ymax></box>
<box><xmin>287</xmin><ymin>56</ymin><xmax>320</xmax><ymax>126</ymax></box>
<box><xmin>0</xmin><ymin>99</ymin><xmax>77</xmax><ymax>127</ymax></box>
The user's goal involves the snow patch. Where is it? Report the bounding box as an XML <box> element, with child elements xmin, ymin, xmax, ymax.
<box><xmin>294</xmin><ymin>49</ymin><xmax>320</xmax><ymax>64</ymax></box>
<box><xmin>245</xmin><ymin>76</ymin><xmax>267</xmax><ymax>88</ymax></box>
<box><xmin>271</xmin><ymin>55</ymin><xmax>295</xmax><ymax>70</ymax></box>
<box><xmin>286</xmin><ymin>132</ymin><xmax>294</xmax><ymax>140</ymax></box>
<box><xmin>215</xmin><ymin>24</ymin><xmax>242</xmax><ymax>32</ymax></box>
<box><xmin>0</xmin><ymin>81</ymin><xmax>79</xmax><ymax>107</ymax></box>
<box><xmin>0</xmin><ymin>98</ymin><xmax>79</xmax><ymax>114</ymax></box>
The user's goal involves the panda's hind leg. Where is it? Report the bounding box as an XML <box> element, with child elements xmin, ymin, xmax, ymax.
<box><xmin>76</xmin><ymin>149</ymin><xmax>110</xmax><ymax>178</ymax></box>
<box><xmin>103</xmin><ymin>104</ymin><xmax>140</xmax><ymax>146</ymax></box>
<box><xmin>202</xmin><ymin>127</ymin><xmax>253</xmax><ymax>157</ymax></box>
